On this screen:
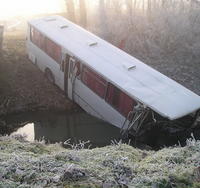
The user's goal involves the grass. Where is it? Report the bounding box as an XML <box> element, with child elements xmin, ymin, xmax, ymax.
<box><xmin>0</xmin><ymin>135</ymin><xmax>200</xmax><ymax>187</ymax></box>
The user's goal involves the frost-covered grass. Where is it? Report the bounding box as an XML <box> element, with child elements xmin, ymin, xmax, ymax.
<box><xmin>0</xmin><ymin>136</ymin><xmax>200</xmax><ymax>187</ymax></box>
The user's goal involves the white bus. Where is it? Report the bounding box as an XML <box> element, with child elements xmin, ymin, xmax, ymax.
<box><xmin>27</xmin><ymin>16</ymin><xmax>200</xmax><ymax>133</ymax></box>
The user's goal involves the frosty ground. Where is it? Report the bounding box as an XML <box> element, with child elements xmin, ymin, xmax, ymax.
<box><xmin>0</xmin><ymin>135</ymin><xmax>200</xmax><ymax>188</ymax></box>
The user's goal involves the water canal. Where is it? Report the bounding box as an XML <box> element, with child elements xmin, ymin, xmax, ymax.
<box><xmin>1</xmin><ymin>111</ymin><xmax>121</xmax><ymax>148</ymax></box>
<box><xmin>0</xmin><ymin>111</ymin><xmax>200</xmax><ymax>150</ymax></box>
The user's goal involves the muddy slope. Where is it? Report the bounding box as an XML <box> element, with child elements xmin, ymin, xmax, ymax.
<box><xmin>0</xmin><ymin>33</ymin><xmax>77</xmax><ymax>115</ymax></box>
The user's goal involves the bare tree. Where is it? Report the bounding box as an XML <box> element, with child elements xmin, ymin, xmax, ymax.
<box><xmin>98</xmin><ymin>0</ymin><xmax>108</xmax><ymax>38</ymax></box>
<box><xmin>147</xmin><ymin>0</ymin><xmax>152</xmax><ymax>15</ymax></box>
<box><xmin>191</xmin><ymin>0</ymin><xmax>200</xmax><ymax>6</ymax></box>
<box><xmin>79</xmin><ymin>0</ymin><xmax>87</xmax><ymax>28</ymax></box>
<box><xmin>0</xmin><ymin>25</ymin><xmax>4</xmax><ymax>52</ymax></box>
<box><xmin>65</xmin><ymin>0</ymin><xmax>76</xmax><ymax>23</ymax></box>
<box><xmin>133</xmin><ymin>0</ymin><xmax>137</xmax><ymax>12</ymax></box>
<box><xmin>142</xmin><ymin>0</ymin><xmax>145</xmax><ymax>13</ymax></box>
<box><xmin>126</xmin><ymin>0</ymin><xmax>133</xmax><ymax>17</ymax></box>
<box><xmin>161</xmin><ymin>0</ymin><xmax>166</xmax><ymax>8</ymax></box>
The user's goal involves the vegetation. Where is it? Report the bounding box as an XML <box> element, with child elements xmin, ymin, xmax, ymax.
<box><xmin>65</xmin><ymin>0</ymin><xmax>200</xmax><ymax>95</ymax></box>
<box><xmin>0</xmin><ymin>135</ymin><xmax>200</xmax><ymax>187</ymax></box>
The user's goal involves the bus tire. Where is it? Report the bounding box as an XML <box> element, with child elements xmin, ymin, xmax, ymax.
<box><xmin>45</xmin><ymin>68</ymin><xmax>55</xmax><ymax>84</ymax></box>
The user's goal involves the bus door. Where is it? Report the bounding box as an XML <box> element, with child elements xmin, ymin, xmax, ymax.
<box><xmin>63</xmin><ymin>54</ymin><xmax>70</xmax><ymax>96</ymax></box>
<box><xmin>67</xmin><ymin>57</ymin><xmax>76</xmax><ymax>100</ymax></box>
<box><xmin>62</xmin><ymin>54</ymin><xmax>78</xmax><ymax>100</ymax></box>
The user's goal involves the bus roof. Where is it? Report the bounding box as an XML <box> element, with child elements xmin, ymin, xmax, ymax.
<box><xmin>28</xmin><ymin>15</ymin><xmax>200</xmax><ymax>120</ymax></box>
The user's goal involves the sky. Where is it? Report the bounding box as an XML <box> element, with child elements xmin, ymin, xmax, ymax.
<box><xmin>0</xmin><ymin>0</ymin><xmax>66</xmax><ymax>20</ymax></box>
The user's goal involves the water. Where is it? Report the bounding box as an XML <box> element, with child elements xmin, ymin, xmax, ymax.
<box><xmin>2</xmin><ymin>111</ymin><xmax>122</xmax><ymax>148</ymax></box>
<box><xmin>1</xmin><ymin>111</ymin><xmax>200</xmax><ymax>150</ymax></box>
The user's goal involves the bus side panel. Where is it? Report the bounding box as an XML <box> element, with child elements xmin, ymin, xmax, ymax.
<box><xmin>26</xmin><ymin>24</ymin><xmax>64</xmax><ymax>90</ymax></box>
<box><xmin>73</xmin><ymin>80</ymin><xmax>127</xmax><ymax>129</ymax></box>
<box><xmin>27</xmin><ymin>40</ymin><xmax>63</xmax><ymax>89</ymax></box>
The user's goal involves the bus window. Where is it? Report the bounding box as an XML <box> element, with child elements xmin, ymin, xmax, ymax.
<box><xmin>106</xmin><ymin>83</ymin><xmax>136</xmax><ymax>117</ymax></box>
<box><xmin>30</xmin><ymin>26</ymin><xmax>61</xmax><ymax>64</ymax></box>
<box><xmin>119</xmin><ymin>91</ymin><xmax>136</xmax><ymax>116</ymax></box>
<box><xmin>31</xmin><ymin>27</ymin><xmax>41</xmax><ymax>47</ymax></box>
<box><xmin>106</xmin><ymin>84</ymin><xmax>120</xmax><ymax>109</ymax></box>
<box><xmin>40</xmin><ymin>34</ymin><xmax>46</xmax><ymax>51</ymax></box>
<box><xmin>45</xmin><ymin>38</ymin><xmax>61</xmax><ymax>63</ymax></box>
<box><xmin>30</xmin><ymin>27</ymin><xmax>44</xmax><ymax>50</ymax></box>
<box><xmin>82</xmin><ymin>66</ymin><xmax>107</xmax><ymax>98</ymax></box>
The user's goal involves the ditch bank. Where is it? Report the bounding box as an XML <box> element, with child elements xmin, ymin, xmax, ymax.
<box><xmin>0</xmin><ymin>32</ymin><xmax>78</xmax><ymax>116</ymax></box>
<box><xmin>0</xmin><ymin>135</ymin><xmax>200</xmax><ymax>187</ymax></box>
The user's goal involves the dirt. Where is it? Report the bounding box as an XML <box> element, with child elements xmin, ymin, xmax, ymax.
<box><xmin>0</xmin><ymin>32</ymin><xmax>78</xmax><ymax>116</ymax></box>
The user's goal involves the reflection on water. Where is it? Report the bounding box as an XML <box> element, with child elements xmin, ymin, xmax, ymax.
<box><xmin>2</xmin><ymin>111</ymin><xmax>200</xmax><ymax>150</ymax></box>
<box><xmin>11</xmin><ymin>123</ymin><xmax>35</xmax><ymax>142</ymax></box>
<box><xmin>7</xmin><ymin>112</ymin><xmax>121</xmax><ymax>148</ymax></box>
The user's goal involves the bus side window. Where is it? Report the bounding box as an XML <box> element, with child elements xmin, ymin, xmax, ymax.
<box><xmin>81</xmin><ymin>66</ymin><xmax>107</xmax><ymax>98</ymax></box>
<box><xmin>105</xmin><ymin>83</ymin><xmax>136</xmax><ymax>117</ymax></box>
<box><xmin>31</xmin><ymin>27</ymin><xmax>40</xmax><ymax>47</ymax></box>
<box><xmin>40</xmin><ymin>34</ymin><xmax>46</xmax><ymax>51</ymax></box>
<box><xmin>119</xmin><ymin>91</ymin><xmax>136</xmax><ymax>117</ymax></box>
<box><xmin>30</xmin><ymin>27</ymin><xmax>45</xmax><ymax>52</ymax></box>
<box><xmin>45</xmin><ymin>38</ymin><xmax>61</xmax><ymax>64</ymax></box>
<box><xmin>105</xmin><ymin>83</ymin><xmax>120</xmax><ymax>109</ymax></box>
<box><xmin>30</xmin><ymin>26</ymin><xmax>61</xmax><ymax>64</ymax></box>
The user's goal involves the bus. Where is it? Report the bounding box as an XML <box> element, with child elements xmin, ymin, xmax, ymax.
<box><xmin>27</xmin><ymin>15</ymin><xmax>200</xmax><ymax>134</ymax></box>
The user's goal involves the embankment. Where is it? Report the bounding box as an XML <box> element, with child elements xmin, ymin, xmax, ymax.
<box><xmin>0</xmin><ymin>32</ymin><xmax>77</xmax><ymax>116</ymax></box>
<box><xmin>0</xmin><ymin>135</ymin><xmax>200</xmax><ymax>187</ymax></box>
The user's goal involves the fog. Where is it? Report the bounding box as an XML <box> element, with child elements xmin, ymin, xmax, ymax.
<box><xmin>1</xmin><ymin>0</ymin><xmax>200</xmax><ymax>94</ymax></box>
<box><xmin>0</xmin><ymin>0</ymin><xmax>65</xmax><ymax>19</ymax></box>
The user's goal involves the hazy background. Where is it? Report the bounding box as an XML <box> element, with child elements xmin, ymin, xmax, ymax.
<box><xmin>1</xmin><ymin>0</ymin><xmax>200</xmax><ymax>94</ymax></box>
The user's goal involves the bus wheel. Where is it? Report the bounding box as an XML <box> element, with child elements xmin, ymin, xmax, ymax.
<box><xmin>45</xmin><ymin>68</ymin><xmax>55</xmax><ymax>84</ymax></box>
